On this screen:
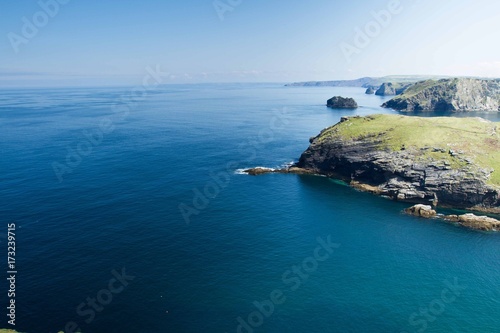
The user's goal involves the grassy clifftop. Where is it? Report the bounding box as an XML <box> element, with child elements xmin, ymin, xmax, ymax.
<box><xmin>382</xmin><ymin>78</ymin><xmax>500</xmax><ymax>112</ymax></box>
<box><xmin>395</xmin><ymin>79</ymin><xmax>448</xmax><ymax>98</ymax></box>
<box><xmin>317</xmin><ymin>114</ymin><xmax>500</xmax><ymax>185</ymax></box>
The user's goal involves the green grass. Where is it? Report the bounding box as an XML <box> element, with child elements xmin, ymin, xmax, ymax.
<box><xmin>394</xmin><ymin>79</ymin><xmax>453</xmax><ymax>99</ymax></box>
<box><xmin>317</xmin><ymin>114</ymin><xmax>500</xmax><ymax>186</ymax></box>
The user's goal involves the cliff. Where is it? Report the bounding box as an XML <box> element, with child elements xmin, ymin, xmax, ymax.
<box><xmin>365</xmin><ymin>87</ymin><xmax>376</xmax><ymax>94</ymax></box>
<box><xmin>296</xmin><ymin>114</ymin><xmax>500</xmax><ymax>213</ymax></box>
<box><xmin>382</xmin><ymin>78</ymin><xmax>500</xmax><ymax>112</ymax></box>
<box><xmin>375</xmin><ymin>82</ymin><xmax>411</xmax><ymax>96</ymax></box>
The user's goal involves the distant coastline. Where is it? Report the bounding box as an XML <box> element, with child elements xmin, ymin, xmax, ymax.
<box><xmin>284</xmin><ymin>75</ymin><xmax>496</xmax><ymax>88</ymax></box>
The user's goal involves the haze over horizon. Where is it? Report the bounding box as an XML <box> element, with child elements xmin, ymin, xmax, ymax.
<box><xmin>1</xmin><ymin>0</ymin><xmax>500</xmax><ymax>87</ymax></box>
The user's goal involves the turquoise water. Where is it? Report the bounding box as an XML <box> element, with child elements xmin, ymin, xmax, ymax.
<box><xmin>0</xmin><ymin>84</ymin><xmax>499</xmax><ymax>332</ymax></box>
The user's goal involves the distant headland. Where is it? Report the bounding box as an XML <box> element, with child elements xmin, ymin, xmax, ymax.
<box><xmin>284</xmin><ymin>75</ymin><xmax>447</xmax><ymax>89</ymax></box>
<box><xmin>382</xmin><ymin>78</ymin><xmax>500</xmax><ymax>112</ymax></box>
<box><xmin>288</xmin><ymin>76</ymin><xmax>500</xmax><ymax>112</ymax></box>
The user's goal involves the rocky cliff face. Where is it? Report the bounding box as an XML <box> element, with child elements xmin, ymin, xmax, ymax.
<box><xmin>383</xmin><ymin>78</ymin><xmax>500</xmax><ymax>112</ymax></box>
<box><xmin>365</xmin><ymin>87</ymin><xmax>376</xmax><ymax>94</ymax></box>
<box><xmin>296</xmin><ymin>115</ymin><xmax>500</xmax><ymax>213</ymax></box>
<box><xmin>375</xmin><ymin>82</ymin><xmax>411</xmax><ymax>96</ymax></box>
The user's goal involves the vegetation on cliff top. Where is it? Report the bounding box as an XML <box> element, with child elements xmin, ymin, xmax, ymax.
<box><xmin>394</xmin><ymin>79</ymin><xmax>447</xmax><ymax>99</ymax></box>
<box><xmin>382</xmin><ymin>78</ymin><xmax>500</xmax><ymax>112</ymax></box>
<box><xmin>316</xmin><ymin>114</ymin><xmax>500</xmax><ymax>185</ymax></box>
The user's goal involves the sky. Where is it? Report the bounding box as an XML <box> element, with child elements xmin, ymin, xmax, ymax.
<box><xmin>1</xmin><ymin>0</ymin><xmax>500</xmax><ymax>87</ymax></box>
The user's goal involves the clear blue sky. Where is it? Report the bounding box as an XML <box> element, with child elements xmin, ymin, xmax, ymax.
<box><xmin>1</xmin><ymin>0</ymin><xmax>500</xmax><ymax>87</ymax></box>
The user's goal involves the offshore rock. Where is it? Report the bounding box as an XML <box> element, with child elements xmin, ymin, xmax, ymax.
<box><xmin>327</xmin><ymin>96</ymin><xmax>358</xmax><ymax>109</ymax></box>
<box><xmin>405</xmin><ymin>205</ymin><xmax>437</xmax><ymax>218</ymax></box>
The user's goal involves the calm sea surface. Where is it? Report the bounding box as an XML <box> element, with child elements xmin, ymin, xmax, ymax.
<box><xmin>0</xmin><ymin>83</ymin><xmax>499</xmax><ymax>332</ymax></box>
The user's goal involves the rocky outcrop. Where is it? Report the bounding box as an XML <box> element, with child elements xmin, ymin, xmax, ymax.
<box><xmin>383</xmin><ymin>78</ymin><xmax>500</xmax><ymax>112</ymax></box>
<box><xmin>403</xmin><ymin>204</ymin><xmax>500</xmax><ymax>231</ymax></box>
<box><xmin>295</xmin><ymin>115</ymin><xmax>500</xmax><ymax>214</ymax></box>
<box><xmin>376</xmin><ymin>83</ymin><xmax>396</xmax><ymax>96</ymax></box>
<box><xmin>445</xmin><ymin>214</ymin><xmax>500</xmax><ymax>231</ymax></box>
<box><xmin>327</xmin><ymin>96</ymin><xmax>358</xmax><ymax>109</ymax></box>
<box><xmin>243</xmin><ymin>167</ymin><xmax>317</xmax><ymax>176</ymax></box>
<box><xmin>405</xmin><ymin>204</ymin><xmax>437</xmax><ymax>218</ymax></box>
<box><xmin>365</xmin><ymin>87</ymin><xmax>376</xmax><ymax>94</ymax></box>
<box><xmin>375</xmin><ymin>82</ymin><xmax>411</xmax><ymax>96</ymax></box>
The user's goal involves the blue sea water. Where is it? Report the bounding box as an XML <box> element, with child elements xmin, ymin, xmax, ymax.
<box><xmin>0</xmin><ymin>83</ymin><xmax>499</xmax><ymax>333</ymax></box>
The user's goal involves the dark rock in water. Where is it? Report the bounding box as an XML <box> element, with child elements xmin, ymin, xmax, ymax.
<box><xmin>244</xmin><ymin>167</ymin><xmax>277</xmax><ymax>176</ymax></box>
<box><xmin>327</xmin><ymin>96</ymin><xmax>358</xmax><ymax>109</ymax></box>
<box><xmin>365</xmin><ymin>87</ymin><xmax>376</xmax><ymax>94</ymax></box>
<box><xmin>243</xmin><ymin>167</ymin><xmax>317</xmax><ymax>176</ymax></box>
<box><xmin>382</xmin><ymin>78</ymin><xmax>500</xmax><ymax>112</ymax></box>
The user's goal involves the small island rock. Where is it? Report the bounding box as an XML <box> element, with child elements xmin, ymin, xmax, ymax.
<box><xmin>327</xmin><ymin>96</ymin><xmax>358</xmax><ymax>109</ymax></box>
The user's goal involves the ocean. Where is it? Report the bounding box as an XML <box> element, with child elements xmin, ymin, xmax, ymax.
<box><xmin>0</xmin><ymin>83</ymin><xmax>499</xmax><ymax>333</ymax></box>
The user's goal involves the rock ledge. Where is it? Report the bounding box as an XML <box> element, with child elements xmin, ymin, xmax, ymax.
<box><xmin>404</xmin><ymin>204</ymin><xmax>500</xmax><ymax>231</ymax></box>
